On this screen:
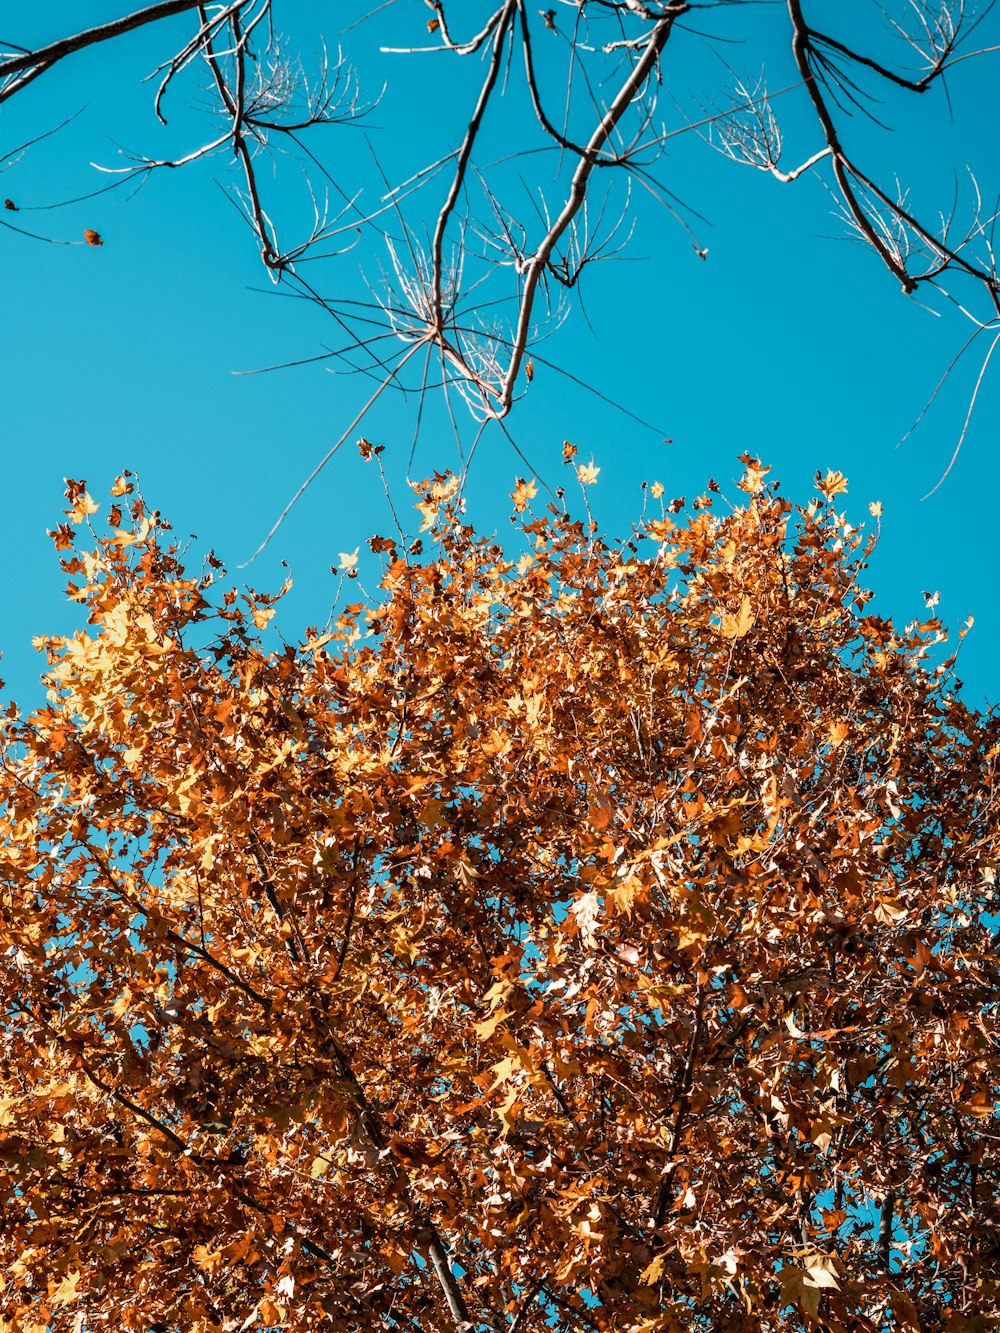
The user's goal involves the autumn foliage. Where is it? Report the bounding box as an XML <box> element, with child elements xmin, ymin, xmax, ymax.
<box><xmin>1</xmin><ymin>462</ymin><xmax>999</xmax><ymax>1333</ymax></box>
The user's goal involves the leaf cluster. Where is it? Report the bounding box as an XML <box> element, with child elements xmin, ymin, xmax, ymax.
<box><xmin>1</xmin><ymin>463</ymin><xmax>998</xmax><ymax>1331</ymax></box>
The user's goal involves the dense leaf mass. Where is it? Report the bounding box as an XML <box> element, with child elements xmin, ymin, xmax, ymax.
<box><xmin>1</xmin><ymin>463</ymin><xmax>998</xmax><ymax>1332</ymax></box>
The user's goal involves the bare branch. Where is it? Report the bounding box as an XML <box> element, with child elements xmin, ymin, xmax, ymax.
<box><xmin>2</xmin><ymin>0</ymin><xmax>998</xmax><ymax>483</ymax></box>
<box><xmin>0</xmin><ymin>1</ymin><xmax>204</xmax><ymax>82</ymax></box>
<box><xmin>497</xmin><ymin>5</ymin><xmax>688</xmax><ymax>415</ymax></box>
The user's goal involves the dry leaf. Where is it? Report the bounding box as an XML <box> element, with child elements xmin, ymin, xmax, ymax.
<box><xmin>817</xmin><ymin>468</ymin><xmax>848</xmax><ymax>499</ymax></box>
<box><xmin>2</xmin><ymin>458</ymin><xmax>993</xmax><ymax>1331</ymax></box>
<box><xmin>719</xmin><ymin>594</ymin><xmax>755</xmax><ymax>639</ymax></box>
<box><xmin>511</xmin><ymin>477</ymin><xmax>538</xmax><ymax>512</ymax></box>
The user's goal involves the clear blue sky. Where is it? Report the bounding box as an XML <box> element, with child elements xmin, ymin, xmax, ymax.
<box><xmin>2</xmin><ymin>1</ymin><xmax>998</xmax><ymax>709</ymax></box>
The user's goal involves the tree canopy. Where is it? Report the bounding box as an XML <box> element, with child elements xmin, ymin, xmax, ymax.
<box><xmin>1</xmin><ymin>461</ymin><xmax>998</xmax><ymax>1332</ymax></box>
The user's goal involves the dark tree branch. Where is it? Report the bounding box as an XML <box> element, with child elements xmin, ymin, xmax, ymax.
<box><xmin>0</xmin><ymin>1</ymin><xmax>205</xmax><ymax>81</ymax></box>
<box><xmin>1</xmin><ymin>0</ymin><xmax>998</xmax><ymax>513</ymax></box>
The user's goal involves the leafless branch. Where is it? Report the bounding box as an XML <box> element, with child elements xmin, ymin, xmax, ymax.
<box><xmin>2</xmin><ymin>0</ymin><xmax>999</xmax><ymax>511</ymax></box>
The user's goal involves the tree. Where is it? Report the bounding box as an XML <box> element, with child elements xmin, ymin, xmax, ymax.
<box><xmin>1</xmin><ymin>459</ymin><xmax>998</xmax><ymax>1332</ymax></box>
<box><xmin>2</xmin><ymin>2</ymin><xmax>999</xmax><ymax>489</ymax></box>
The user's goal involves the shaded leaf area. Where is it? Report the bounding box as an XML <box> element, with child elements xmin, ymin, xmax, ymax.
<box><xmin>1</xmin><ymin>463</ymin><xmax>998</xmax><ymax>1332</ymax></box>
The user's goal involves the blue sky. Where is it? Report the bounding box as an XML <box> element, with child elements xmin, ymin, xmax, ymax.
<box><xmin>2</xmin><ymin>1</ymin><xmax>998</xmax><ymax>709</ymax></box>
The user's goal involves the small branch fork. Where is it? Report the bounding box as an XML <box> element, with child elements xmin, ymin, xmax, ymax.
<box><xmin>786</xmin><ymin>0</ymin><xmax>999</xmax><ymax>317</ymax></box>
<box><xmin>3</xmin><ymin>2</ymin><xmax>371</xmax><ymax>284</ymax></box>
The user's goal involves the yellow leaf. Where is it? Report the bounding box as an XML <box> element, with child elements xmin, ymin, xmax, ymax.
<box><xmin>50</xmin><ymin>1271</ymin><xmax>82</xmax><ymax>1306</ymax></box>
<box><xmin>739</xmin><ymin>458</ymin><xmax>770</xmax><ymax>494</ymax></box>
<box><xmin>415</xmin><ymin>499</ymin><xmax>439</xmax><ymax>531</ymax></box>
<box><xmin>612</xmin><ymin>873</ymin><xmax>639</xmax><ymax>918</ymax></box>
<box><xmin>338</xmin><ymin>549</ymin><xmax>359</xmax><ymax>571</ymax></box>
<box><xmin>827</xmin><ymin>720</ymin><xmax>850</xmax><ymax>749</ymax></box>
<box><xmin>869</xmin><ymin>500</ymin><xmax>883</xmax><ymax>518</ymax></box>
<box><xmin>640</xmin><ymin>1255</ymin><xmax>666</xmax><ymax>1285</ymax></box>
<box><xmin>719</xmin><ymin>595</ymin><xmax>755</xmax><ymax>639</ymax></box>
<box><xmin>493</xmin><ymin>1084</ymin><xmax>519</xmax><ymax>1137</ymax></box>
<box><xmin>818</xmin><ymin>468</ymin><xmax>849</xmax><ymax>499</ymax></box>
<box><xmin>302</xmin><ymin>632</ymin><xmax>334</xmax><ymax>654</ymax></box>
<box><xmin>572</xmin><ymin>889</ymin><xmax>602</xmax><ymax>946</ymax></box>
<box><xmin>487</xmin><ymin>1055</ymin><xmax>516</xmax><ymax>1091</ymax></box>
<box><xmin>67</xmin><ymin>490</ymin><xmax>99</xmax><ymax>525</ymax></box>
<box><xmin>645</xmin><ymin>518</ymin><xmax>673</xmax><ymax>542</ymax></box>
<box><xmin>192</xmin><ymin>1244</ymin><xmax>223</xmax><ymax>1275</ymax></box>
<box><xmin>804</xmin><ymin>1264</ymin><xmax>840</xmax><ymax>1290</ymax></box>
<box><xmin>474</xmin><ymin>1008</ymin><xmax>512</xmax><ymax>1040</ymax></box>
<box><xmin>511</xmin><ymin>478</ymin><xmax>538</xmax><ymax>513</ymax></box>
<box><xmin>577</xmin><ymin>461</ymin><xmax>600</xmax><ymax>485</ymax></box>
